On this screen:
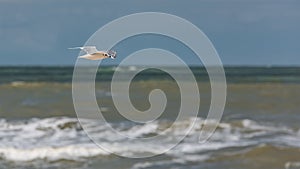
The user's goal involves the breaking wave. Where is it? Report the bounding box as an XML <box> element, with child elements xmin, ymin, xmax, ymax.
<box><xmin>0</xmin><ymin>117</ymin><xmax>299</xmax><ymax>162</ymax></box>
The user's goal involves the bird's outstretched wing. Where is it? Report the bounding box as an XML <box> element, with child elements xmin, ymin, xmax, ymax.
<box><xmin>69</xmin><ymin>46</ymin><xmax>98</xmax><ymax>54</ymax></box>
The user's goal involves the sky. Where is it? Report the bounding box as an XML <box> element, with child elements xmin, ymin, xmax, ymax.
<box><xmin>0</xmin><ymin>0</ymin><xmax>299</xmax><ymax>66</ymax></box>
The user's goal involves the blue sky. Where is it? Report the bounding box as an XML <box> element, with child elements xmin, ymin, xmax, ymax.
<box><xmin>0</xmin><ymin>0</ymin><xmax>299</xmax><ymax>66</ymax></box>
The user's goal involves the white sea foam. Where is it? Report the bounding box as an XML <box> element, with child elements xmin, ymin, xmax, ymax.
<box><xmin>285</xmin><ymin>161</ymin><xmax>300</xmax><ymax>169</ymax></box>
<box><xmin>124</xmin><ymin>122</ymin><xmax>158</xmax><ymax>138</ymax></box>
<box><xmin>0</xmin><ymin>117</ymin><xmax>299</xmax><ymax>162</ymax></box>
<box><xmin>131</xmin><ymin>162</ymin><xmax>153</xmax><ymax>169</ymax></box>
<box><xmin>0</xmin><ymin>145</ymin><xmax>107</xmax><ymax>162</ymax></box>
<box><xmin>131</xmin><ymin>160</ymin><xmax>184</xmax><ymax>169</ymax></box>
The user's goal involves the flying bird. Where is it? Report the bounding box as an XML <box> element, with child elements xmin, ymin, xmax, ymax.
<box><xmin>69</xmin><ymin>46</ymin><xmax>117</xmax><ymax>60</ymax></box>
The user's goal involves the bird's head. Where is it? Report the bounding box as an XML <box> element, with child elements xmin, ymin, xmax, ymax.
<box><xmin>108</xmin><ymin>50</ymin><xmax>117</xmax><ymax>59</ymax></box>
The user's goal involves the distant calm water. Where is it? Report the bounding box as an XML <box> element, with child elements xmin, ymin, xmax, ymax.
<box><xmin>0</xmin><ymin>66</ymin><xmax>299</xmax><ymax>169</ymax></box>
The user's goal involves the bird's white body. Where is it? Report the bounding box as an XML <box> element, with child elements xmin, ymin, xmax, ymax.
<box><xmin>69</xmin><ymin>46</ymin><xmax>117</xmax><ymax>60</ymax></box>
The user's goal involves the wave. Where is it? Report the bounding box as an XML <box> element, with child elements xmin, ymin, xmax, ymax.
<box><xmin>0</xmin><ymin>117</ymin><xmax>299</xmax><ymax>162</ymax></box>
<box><xmin>0</xmin><ymin>145</ymin><xmax>107</xmax><ymax>162</ymax></box>
<box><xmin>6</xmin><ymin>81</ymin><xmax>71</xmax><ymax>88</ymax></box>
<box><xmin>285</xmin><ymin>161</ymin><xmax>300</xmax><ymax>169</ymax></box>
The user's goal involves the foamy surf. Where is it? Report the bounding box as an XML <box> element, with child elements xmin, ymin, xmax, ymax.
<box><xmin>0</xmin><ymin>117</ymin><xmax>299</xmax><ymax>162</ymax></box>
<box><xmin>0</xmin><ymin>145</ymin><xmax>107</xmax><ymax>162</ymax></box>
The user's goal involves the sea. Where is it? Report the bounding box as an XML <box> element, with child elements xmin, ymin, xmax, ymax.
<box><xmin>0</xmin><ymin>66</ymin><xmax>299</xmax><ymax>169</ymax></box>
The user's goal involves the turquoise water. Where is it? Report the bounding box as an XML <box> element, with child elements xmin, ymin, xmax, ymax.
<box><xmin>0</xmin><ymin>66</ymin><xmax>299</xmax><ymax>83</ymax></box>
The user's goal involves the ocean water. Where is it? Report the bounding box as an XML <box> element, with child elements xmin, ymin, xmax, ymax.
<box><xmin>0</xmin><ymin>66</ymin><xmax>300</xmax><ymax>169</ymax></box>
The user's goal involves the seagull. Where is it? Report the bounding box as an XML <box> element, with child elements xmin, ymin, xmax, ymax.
<box><xmin>69</xmin><ymin>46</ymin><xmax>117</xmax><ymax>60</ymax></box>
